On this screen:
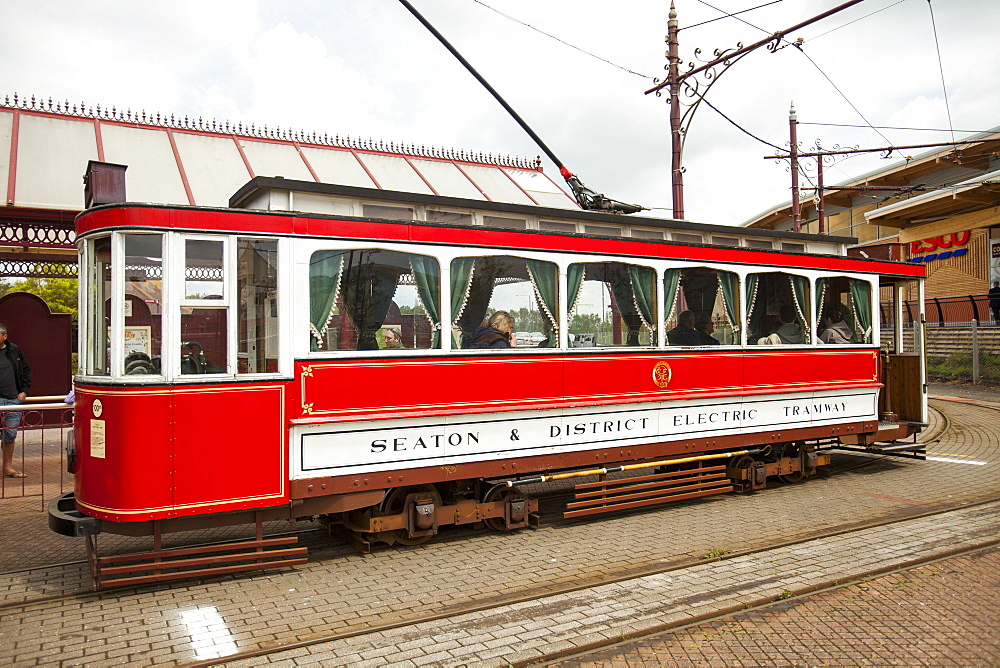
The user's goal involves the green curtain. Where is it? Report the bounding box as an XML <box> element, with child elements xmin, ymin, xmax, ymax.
<box><xmin>608</xmin><ymin>264</ymin><xmax>643</xmax><ymax>345</ymax></box>
<box><xmin>342</xmin><ymin>261</ymin><xmax>399</xmax><ymax>350</ymax></box>
<box><xmin>308</xmin><ymin>251</ymin><xmax>344</xmax><ymax>351</ymax></box>
<box><xmin>566</xmin><ymin>264</ymin><xmax>586</xmax><ymax>347</ymax></box>
<box><xmin>410</xmin><ymin>256</ymin><xmax>441</xmax><ymax>348</ymax></box>
<box><xmin>815</xmin><ymin>277</ymin><xmax>827</xmax><ymax>325</ymax></box>
<box><xmin>449</xmin><ymin>257</ymin><xmax>475</xmax><ymax>348</ymax></box>
<box><xmin>567</xmin><ymin>264</ymin><xmax>585</xmax><ymax>316</ymax></box>
<box><xmin>745</xmin><ymin>273</ymin><xmax>761</xmax><ymax>341</ymax></box>
<box><xmin>851</xmin><ymin>278</ymin><xmax>873</xmax><ymax>343</ymax></box>
<box><xmin>629</xmin><ymin>265</ymin><xmax>657</xmax><ymax>344</ymax></box>
<box><xmin>527</xmin><ymin>259</ymin><xmax>558</xmax><ymax>347</ymax></box>
<box><xmin>718</xmin><ymin>271</ymin><xmax>739</xmax><ymax>344</ymax></box>
<box><xmin>663</xmin><ymin>268</ymin><xmax>681</xmax><ymax>324</ymax></box>
<box><xmin>789</xmin><ymin>274</ymin><xmax>811</xmax><ymax>342</ymax></box>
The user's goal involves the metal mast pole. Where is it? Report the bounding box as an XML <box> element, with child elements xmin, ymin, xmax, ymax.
<box><xmin>667</xmin><ymin>3</ymin><xmax>684</xmax><ymax>220</ymax></box>
<box><xmin>789</xmin><ymin>103</ymin><xmax>801</xmax><ymax>233</ymax></box>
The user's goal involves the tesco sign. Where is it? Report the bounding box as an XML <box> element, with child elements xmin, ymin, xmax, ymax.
<box><xmin>908</xmin><ymin>231</ymin><xmax>971</xmax><ymax>263</ymax></box>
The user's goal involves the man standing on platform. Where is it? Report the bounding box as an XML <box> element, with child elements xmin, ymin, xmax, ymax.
<box><xmin>0</xmin><ymin>323</ymin><xmax>31</xmax><ymax>478</ymax></box>
<box><xmin>989</xmin><ymin>280</ymin><xmax>1000</xmax><ymax>325</ymax></box>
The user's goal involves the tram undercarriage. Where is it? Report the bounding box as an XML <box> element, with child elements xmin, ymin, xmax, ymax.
<box><xmin>50</xmin><ymin>418</ymin><xmax>922</xmax><ymax>589</ymax></box>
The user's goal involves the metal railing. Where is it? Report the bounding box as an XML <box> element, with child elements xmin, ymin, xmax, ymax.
<box><xmin>880</xmin><ymin>293</ymin><xmax>1000</xmax><ymax>385</ymax></box>
<box><xmin>0</xmin><ymin>397</ymin><xmax>75</xmax><ymax>506</ymax></box>
<box><xmin>880</xmin><ymin>292</ymin><xmax>1000</xmax><ymax>327</ymax></box>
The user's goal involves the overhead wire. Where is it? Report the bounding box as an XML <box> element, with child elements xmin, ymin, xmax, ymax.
<box><xmin>470</xmin><ymin>0</ymin><xmax>653</xmax><ymax>80</ymax></box>
<box><xmin>694</xmin><ymin>0</ymin><xmax>894</xmax><ymax>146</ymax></box>
<box><xmin>680</xmin><ymin>0</ymin><xmax>784</xmax><ymax>31</ymax></box>
<box><xmin>805</xmin><ymin>0</ymin><xmax>907</xmax><ymax>41</ymax></box>
<box><xmin>801</xmin><ymin>123</ymin><xmax>989</xmax><ymax>133</ymax></box>
<box><xmin>924</xmin><ymin>0</ymin><xmax>955</xmax><ymax>142</ymax></box>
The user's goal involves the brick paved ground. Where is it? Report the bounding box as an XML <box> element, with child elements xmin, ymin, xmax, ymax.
<box><xmin>224</xmin><ymin>500</ymin><xmax>999</xmax><ymax>666</ymax></box>
<box><xmin>0</xmin><ymin>390</ymin><xmax>996</xmax><ymax>665</ymax></box>
<box><xmin>561</xmin><ymin>547</ymin><xmax>1000</xmax><ymax>667</ymax></box>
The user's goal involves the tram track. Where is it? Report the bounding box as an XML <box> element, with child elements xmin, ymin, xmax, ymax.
<box><xmin>540</xmin><ymin>540</ymin><xmax>1000</xmax><ymax>668</ymax></box>
<box><xmin>175</xmin><ymin>494</ymin><xmax>1000</xmax><ymax>667</ymax></box>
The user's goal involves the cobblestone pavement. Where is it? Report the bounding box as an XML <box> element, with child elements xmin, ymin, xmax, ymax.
<box><xmin>0</xmin><ymin>391</ymin><xmax>997</xmax><ymax>665</ymax></box>
<box><xmin>558</xmin><ymin>546</ymin><xmax>1000</xmax><ymax>667</ymax></box>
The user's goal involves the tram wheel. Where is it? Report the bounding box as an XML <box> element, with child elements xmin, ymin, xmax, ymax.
<box><xmin>778</xmin><ymin>470</ymin><xmax>806</xmax><ymax>484</ymax></box>
<box><xmin>730</xmin><ymin>455</ymin><xmax>757</xmax><ymax>494</ymax></box>
<box><xmin>378</xmin><ymin>484</ymin><xmax>441</xmax><ymax>546</ymax></box>
<box><xmin>481</xmin><ymin>485</ymin><xmax>524</xmax><ymax>532</ymax></box>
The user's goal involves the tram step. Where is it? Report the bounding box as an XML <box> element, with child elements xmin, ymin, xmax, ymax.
<box><xmin>94</xmin><ymin>536</ymin><xmax>308</xmax><ymax>589</ymax></box>
<box><xmin>563</xmin><ymin>465</ymin><xmax>733</xmax><ymax>519</ymax></box>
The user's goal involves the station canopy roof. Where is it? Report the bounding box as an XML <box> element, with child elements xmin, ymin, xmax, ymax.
<box><xmin>0</xmin><ymin>94</ymin><xmax>578</xmax><ymax>213</ymax></box>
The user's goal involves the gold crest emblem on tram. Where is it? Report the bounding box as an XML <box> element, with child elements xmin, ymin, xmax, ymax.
<box><xmin>652</xmin><ymin>361</ymin><xmax>672</xmax><ymax>389</ymax></box>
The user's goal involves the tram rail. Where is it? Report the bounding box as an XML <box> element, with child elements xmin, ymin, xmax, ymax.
<box><xmin>181</xmin><ymin>496</ymin><xmax>1000</xmax><ymax>667</ymax></box>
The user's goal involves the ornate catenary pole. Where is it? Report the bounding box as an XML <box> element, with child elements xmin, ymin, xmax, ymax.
<box><xmin>647</xmin><ymin>0</ymin><xmax>865</xmax><ymax>221</ymax></box>
<box><xmin>789</xmin><ymin>103</ymin><xmax>801</xmax><ymax>232</ymax></box>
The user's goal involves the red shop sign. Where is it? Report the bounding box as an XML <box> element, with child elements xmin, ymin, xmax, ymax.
<box><xmin>911</xmin><ymin>230</ymin><xmax>971</xmax><ymax>254</ymax></box>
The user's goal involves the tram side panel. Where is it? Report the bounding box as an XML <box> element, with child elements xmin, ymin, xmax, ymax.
<box><xmin>286</xmin><ymin>349</ymin><xmax>882</xmax><ymax>493</ymax></box>
<box><xmin>74</xmin><ymin>383</ymin><xmax>289</xmax><ymax>522</ymax></box>
<box><xmin>74</xmin><ymin>388</ymin><xmax>175</xmax><ymax>521</ymax></box>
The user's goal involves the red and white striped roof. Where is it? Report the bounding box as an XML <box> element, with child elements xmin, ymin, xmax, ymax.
<box><xmin>1</xmin><ymin>94</ymin><xmax>578</xmax><ymax>213</ymax></box>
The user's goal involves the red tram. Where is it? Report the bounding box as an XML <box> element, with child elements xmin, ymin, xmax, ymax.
<box><xmin>50</xmin><ymin>173</ymin><xmax>927</xmax><ymax>587</ymax></box>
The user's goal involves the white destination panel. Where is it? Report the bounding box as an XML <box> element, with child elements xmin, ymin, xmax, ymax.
<box><xmin>291</xmin><ymin>389</ymin><xmax>877</xmax><ymax>479</ymax></box>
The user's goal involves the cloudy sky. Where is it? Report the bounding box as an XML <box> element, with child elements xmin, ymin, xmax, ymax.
<box><xmin>1</xmin><ymin>0</ymin><xmax>996</xmax><ymax>225</ymax></box>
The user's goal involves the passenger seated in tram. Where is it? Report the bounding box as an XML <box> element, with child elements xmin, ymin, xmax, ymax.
<box><xmin>695</xmin><ymin>319</ymin><xmax>720</xmax><ymax>345</ymax></box>
<box><xmin>818</xmin><ymin>308</ymin><xmax>854</xmax><ymax>344</ymax></box>
<box><xmin>469</xmin><ymin>311</ymin><xmax>515</xmax><ymax>348</ymax></box>
<box><xmin>181</xmin><ymin>341</ymin><xmax>224</xmax><ymax>374</ymax></box>
<box><xmin>666</xmin><ymin>310</ymin><xmax>701</xmax><ymax>346</ymax></box>
<box><xmin>383</xmin><ymin>327</ymin><xmax>404</xmax><ymax>349</ymax></box>
<box><xmin>758</xmin><ymin>305</ymin><xmax>804</xmax><ymax>345</ymax></box>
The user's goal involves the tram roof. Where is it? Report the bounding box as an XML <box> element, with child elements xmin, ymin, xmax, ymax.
<box><xmin>229</xmin><ymin>175</ymin><xmax>856</xmax><ymax>256</ymax></box>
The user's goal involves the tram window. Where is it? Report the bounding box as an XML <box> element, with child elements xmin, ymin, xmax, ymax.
<box><xmin>567</xmin><ymin>261</ymin><xmax>656</xmax><ymax>347</ymax></box>
<box><xmin>540</xmin><ymin>221</ymin><xmax>576</xmax><ymax>233</ymax></box>
<box><xmin>631</xmin><ymin>229</ymin><xmax>663</xmax><ymax>240</ymax></box>
<box><xmin>85</xmin><ymin>236</ymin><xmax>112</xmax><ymax>376</ymax></box>
<box><xmin>237</xmin><ymin>238</ymin><xmax>279</xmax><ymax>374</ymax></box>
<box><xmin>309</xmin><ymin>249</ymin><xmax>441</xmax><ymax>351</ymax></box>
<box><xmin>672</xmin><ymin>232</ymin><xmax>702</xmax><ymax>244</ymax></box>
<box><xmin>483</xmin><ymin>216</ymin><xmax>527</xmax><ymax>230</ymax></box>
<box><xmin>664</xmin><ymin>267</ymin><xmax>740</xmax><ymax>346</ymax></box>
<box><xmin>745</xmin><ymin>239</ymin><xmax>773</xmax><ymax>250</ymax></box>
<box><xmin>427</xmin><ymin>210</ymin><xmax>473</xmax><ymax>226</ymax></box>
<box><xmin>815</xmin><ymin>276</ymin><xmax>873</xmax><ymax>344</ymax></box>
<box><xmin>746</xmin><ymin>272</ymin><xmax>811</xmax><ymax>345</ymax></box>
<box><xmin>122</xmin><ymin>234</ymin><xmax>163</xmax><ymax>375</ymax></box>
<box><xmin>185</xmin><ymin>239</ymin><xmax>225</xmax><ymax>300</ymax></box>
<box><xmin>363</xmin><ymin>204</ymin><xmax>413</xmax><ymax>221</ymax></box>
<box><xmin>180</xmin><ymin>309</ymin><xmax>228</xmax><ymax>374</ymax></box>
<box><xmin>451</xmin><ymin>255</ymin><xmax>558</xmax><ymax>349</ymax></box>
<box><xmin>584</xmin><ymin>225</ymin><xmax>621</xmax><ymax>236</ymax></box>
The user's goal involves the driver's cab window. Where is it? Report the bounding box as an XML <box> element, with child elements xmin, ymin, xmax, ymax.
<box><xmin>181</xmin><ymin>237</ymin><xmax>228</xmax><ymax>374</ymax></box>
<box><xmin>122</xmin><ymin>234</ymin><xmax>163</xmax><ymax>375</ymax></box>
